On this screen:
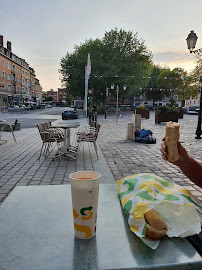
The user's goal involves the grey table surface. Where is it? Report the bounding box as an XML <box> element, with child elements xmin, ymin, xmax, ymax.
<box><xmin>51</xmin><ymin>121</ymin><xmax>80</xmax><ymax>128</ymax></box>
<box><xmin>0</xmin><ymin>184</ymin><xmax>201</xmax><ymax>270</ymax></box>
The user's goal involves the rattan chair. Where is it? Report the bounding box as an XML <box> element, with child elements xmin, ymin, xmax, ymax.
<box><xmin>76</xmin><ymin>123</ymin><xmax>101</xmax><ymax>159</ymax></box>
<box><xmin>37</xmin><ymin>122</ymin><xmax>64</xmax><ymax>160</ymax></box>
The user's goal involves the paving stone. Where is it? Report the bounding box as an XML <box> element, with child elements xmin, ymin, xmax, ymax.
<box><xmin>0</xmin><ymin>111</ymin><xmax>202</xmax><ymax>209</ymax></box>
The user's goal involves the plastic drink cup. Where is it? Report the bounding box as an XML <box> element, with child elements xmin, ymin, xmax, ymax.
<box><xmin>69</xmin><ymin>171</ymin><xmax>100</xmax><ymax>239</ymax></box>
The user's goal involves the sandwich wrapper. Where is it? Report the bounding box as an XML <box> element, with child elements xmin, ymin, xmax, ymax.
<box><xmin>117</xmin><ymin>173</ymin><xmax>202</xmax><ymax>250</ymax></box>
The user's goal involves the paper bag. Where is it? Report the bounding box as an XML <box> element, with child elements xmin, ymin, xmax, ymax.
<box><xmin>117</xmin><ymin>173</ymin><xmax>202</xmax><ymax>250</ymax></box>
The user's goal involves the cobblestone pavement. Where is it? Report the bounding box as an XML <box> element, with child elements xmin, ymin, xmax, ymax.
<box><xmin>0</xmin><ymin>109</ymin><xmax>202</xmax><ymax>210</ymax></box>
<box><xmin>97</xmin><ymin>110</ymin><xmax>202</xmax><ymax>207</ymax></box>
<box><xmin>0</xmin><ymin>109</ymin><xmax>114</xmax><ymax>205</ymax></box>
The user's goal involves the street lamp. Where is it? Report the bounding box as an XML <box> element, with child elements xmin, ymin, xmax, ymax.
<box><xmin>111</xmin><ymin>83</ymin><xmax>127</xmax><ymax>125</ymax></box>
<box><xmin>186</xmin><ymin>30</ymin><xmax>202</xmax><ymax>139</ymax></box>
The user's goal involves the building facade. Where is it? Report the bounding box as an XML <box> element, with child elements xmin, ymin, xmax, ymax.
<box><xmin>42</xmin><ymin>88</ymin><xmax>67</xmax><ymax>103</ymax></box>
<box><xmin>57</xmin><ymin>88</ymin><xmax>66</xmax><ymax>102</ymax></box>
<box><xmin>0</xmin><ymin>35</ymin><xmax>42</xmax><ymax>106</ymax></box>
<box><xmin>185</xmin><ymin>93</ymin><xmax>200</xmax><ymax>108</ymax></box>
<box><xmin>42</xmin><ymin>90</ymin><xmax>57</xmax><ymax>102</ymax></box>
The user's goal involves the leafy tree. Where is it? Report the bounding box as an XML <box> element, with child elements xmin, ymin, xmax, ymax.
<box><xmin>59</xmin><ymin>28</ymin><xmax>153</xmax><ymax>108</ymax></box>
<box><xmin>46</xmin><ymin>96</ymin><xmax>53</xmax><ymax>102</ymax></box>
<box><xmin>189</xmin><ymin>57</ymin><xmax>202</xmax><ymax>99</ymax></box>
<box><xmin>65</xmin><ymin>92</ymin><xmax>73</xmax><ymax>105</ymax></box>
<box><xmin>145</xmin><ymin>66</ymin><xmax>194</xmax><ymax>106</ymax></box>
<box><xmin>145</xmin><ymin>65</ymin><xmax>164</xmax><ymax>105</ymax></box>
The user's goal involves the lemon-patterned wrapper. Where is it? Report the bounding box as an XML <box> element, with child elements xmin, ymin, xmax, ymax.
<box><xmin>117</xmin><ymin>173</ymin><xmax>202</xmax><ymax>250</ymax></box>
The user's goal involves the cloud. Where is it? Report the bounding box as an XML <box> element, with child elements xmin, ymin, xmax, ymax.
<box><xmin>152</xmin><ymin>49</ymin><xmax>196</xmax><ymax>71</ymax></box>
<box><xmin>153</xmin><ymin>49</ymin><xmax>195</xmax><ymax>63</ymax></box>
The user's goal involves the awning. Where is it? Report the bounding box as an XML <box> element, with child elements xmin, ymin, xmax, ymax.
<box><xmin>0</xmin><ymin>92</ymin><xmax>8</xmax><ymax>98</ymax></box>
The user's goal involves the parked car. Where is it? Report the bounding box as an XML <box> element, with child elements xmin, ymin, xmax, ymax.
<box><xmin>62</xmin><ymin>107</ymin><xmax>79</xmax><ymax>120</ymax></box>
<box><xmin>8</xmin><ymin>105</ymin><xmax>20</xmax><ymax>112</ymax></box>
<box><xmin>182</xmin><ymin>107</ymin><xmax>188</xmax><ymax>114</ymax></box>
<box><xmin>46</xmin><ymin>104</ymin><xmax>52</xmax><ymax>108</ymax></box>
<box><xmin>187</xmin><ymin>106</ymin><xmax>199</xmax><ymax>115</ymax></box>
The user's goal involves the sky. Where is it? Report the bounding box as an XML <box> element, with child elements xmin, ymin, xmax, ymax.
<box><xmin>1</xmin><ymin>0</ymin><xmax>202</xmax><ymax>91</ymax></box>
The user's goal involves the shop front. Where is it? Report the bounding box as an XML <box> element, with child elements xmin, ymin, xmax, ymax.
<box><xmin>0</xmin><ymin>92</ymin><xmax>8</xmax><ymax>107</ymax></box>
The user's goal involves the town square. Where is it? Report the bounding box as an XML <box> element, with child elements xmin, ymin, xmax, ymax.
<box><xmin>0</xmin><ymin>0</ymin><xmax>202</xmax><ymax>269</ymax></box>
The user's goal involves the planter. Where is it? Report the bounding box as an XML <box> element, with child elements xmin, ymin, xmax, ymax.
<box><xmin>155</xmin><ymin>111</ymin><xmax>178</xmax><ymax>124</ymax></box>
<box><xmin>97</xmin><ymin>108</ymin><xmax>105</xmax><ymax>114</ymax></box>
<box><xmin>178</xmin><ymin>108</ymin><xmax>183</xmax><ymax>119</ymax></box>
<box><xmin>136</xmin><ymin>109</ymin><xmax>149</xmax><ymax>119</ymax></box>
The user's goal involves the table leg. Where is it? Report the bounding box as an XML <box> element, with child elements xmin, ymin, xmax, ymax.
<box><xmin>63</xmin><ymin>129</ymin><xmax>68</xmax><ymax>153</ymax></box>
<box><xmin>66</xmin><ymin>128</ymin><xmax>70</xmax><ymax>149</ymax></box>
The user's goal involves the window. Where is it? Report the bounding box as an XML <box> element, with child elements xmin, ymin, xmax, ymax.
<box><xmin>7</xmin><ymin>62</ymin><xmax>11</xmax><ymax>70</ymax></box>
<box><xmin>3</xmin><ymin>83</ymin><xmax>6</xmax><ymax>90</ymax></box>
<box><xmin>22</xmin><ymin>79</ymin><xmax>25</xmax><ymax>85</ymax></box>
<box><xmin>8</xmin><ymin>85</ymin><xmax>12</xmax><ymax>91</ymax></box>
<box><xmin>2</xmin><ymin>59</ymin><xmax>5</xmax><ymax>67</ymax></box>
<box><xmin>3</xmin><ymin>72</ymin><xmax>5</xmax><ymax>78</ymax></box>
<box><xmin>22</xmin><ymin>70</ymin><xmax>24</xmax><ymax>75</ymax></box>
<box><xmin>7</xmin><ymin>73</ymin><xmax>11</xmax><ymax>80</ymax></box>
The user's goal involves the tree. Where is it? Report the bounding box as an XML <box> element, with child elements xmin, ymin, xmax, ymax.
<box><xmin>190</xmin><ymin>56</ymin><xmax>202</xmax><ymax>98</ymax></box>
<box><xmin>145</xmin><ymin>65</ymin><xmax>164</xmax><ymax>105</ymax></box>
<box><xmin>46</xmin><ymin>96</ymin><xmax>53</xmax><ymax>102</ymax></box>
<box><xmin>59</xmin><ymin>28</ymin><xmax>153</xmax><ymax>108</ymax></box>
<box><xmin>145</xmin><ymin>66</ymin><xmax>194</xmax><ymax>106</ymax></box>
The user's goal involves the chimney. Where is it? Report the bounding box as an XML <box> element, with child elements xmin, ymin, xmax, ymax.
<box><xmin>7</xmin><ymin>41</ymin><xmax>12</xmax><ymax>51</ymax></box>
<box><xmin>0</xmin><ymin>35</ymin><xmax>3</xmax><ymax>47</ymax></box>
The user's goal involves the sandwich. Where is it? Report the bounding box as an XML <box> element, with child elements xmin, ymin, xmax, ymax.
<box><xmin>165</xmin><ymin>121</ymin><xmax>180</xmax><ymax>162</ymax></box>
<box><xmin>144</xmin><ymin>209</ymin><xmax>168</xmax><ymax>240</ymax></box>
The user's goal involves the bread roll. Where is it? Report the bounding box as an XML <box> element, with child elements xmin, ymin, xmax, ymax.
<box><xmin>165</xmin><ymin>121</ymin><xmax>180</xmax><ymax>162</ymax></box>
<box><xmin>144</xmin><ymin>209</ymin><xmax>168</xmax><ymax>240</ymax></box>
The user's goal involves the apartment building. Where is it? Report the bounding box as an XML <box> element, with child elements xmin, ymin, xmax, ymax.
<box><xmin>42</xmin><ymin>90</ymin><xmax>57</xmax><ymax>102</ymax></box>
<box><xmin>0</xmin><ymin>35</ymin><xmax>42</xmax><ymax>106</ymax></box>
<box><xmin>57</xmin><ymin>88</ymin><xmax>66</xmax><ymax>102</ymax></box>
<box><xmin>42</xmin><ymin>88</ymin><xmax>67</xmax><ymax>103</ymax></box>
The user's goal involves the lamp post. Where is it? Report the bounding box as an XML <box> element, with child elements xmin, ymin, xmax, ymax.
<box><xmin>111</xmin><ymin>83</ymin><xmax>127</xmax><ymax>125</ymax></box>
<box><xmin>186</xmin><ymin>30</ymin><xmax>202</xmax><ymax>139</ymax></box>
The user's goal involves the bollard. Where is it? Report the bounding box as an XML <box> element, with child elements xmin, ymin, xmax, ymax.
<box><xmin>132</xmin><ymin>114</ymin><xmax>141</xmax><ymax>140</ymax></box>
<box><xmin>126</xmin><ymin>122</ymin><xmax>134</xmax><ymax>140</ymax></box>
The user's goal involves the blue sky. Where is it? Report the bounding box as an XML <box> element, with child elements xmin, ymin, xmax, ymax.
<box><xmin>1</xmin><ymin>0</ymin><xmax>201</xmax><ymax>91</ymax></box>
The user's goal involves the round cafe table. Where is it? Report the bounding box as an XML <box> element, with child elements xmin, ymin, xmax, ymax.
<box><xmin>51</xmin><ymin>121</ymin><xmax>80</xmax><ymax>158</ymax></box>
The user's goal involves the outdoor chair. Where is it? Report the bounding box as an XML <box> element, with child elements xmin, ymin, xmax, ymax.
<box><xmin>0</xmin><ymin>124</ymin><xmax>7</xmax><ymax>145</ymax></box>
<box><xmin>44</xmin><ymin>121</ymin><xmax>52</xmax><ymax>130</ymax></box>
<box><xmin>37</xmin><ymin>123</ymin><xmax>64</xmax><ymax>160</ymax></box>
<box><xmin>7</xmin><ymin>119</ymin><xmax>18</xmax><ymax>143</ymax></box>
<box><xmin>76</xmin><ymin>123</ymin><xmax>101</xmax><ymax>160</ymax></box>
<box><xmin>0</xmin><ymin>119</ymin><xmax>18</xmax><ymax>144</ymax></box>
